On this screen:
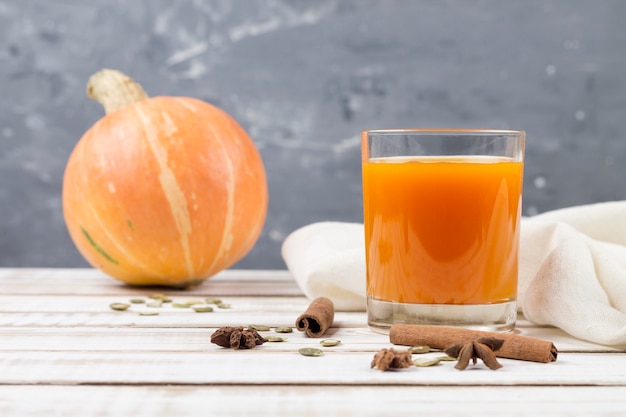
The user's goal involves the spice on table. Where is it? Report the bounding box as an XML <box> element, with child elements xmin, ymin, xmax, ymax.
<box><xmin>275</xmin><ymin>327</ymin><xmax>293</xmax><ymax>333</ymax></box>
<box><xmin>444</xmin><ymin>337</ymin><xmax>504</xmax><ymax>370</ymax></box>
<box><xmin>192</xmin><ymin>305</ymin><xmax>214</xmax><ymax>313</ymax></box>
<box><xmin>147</xmin><ymin>294</ymin><xmax>172</xmax><ymax>303</ymax></box>
<box><xmin>408</xmin><ymin>345</ymin><xmax>430</xmax><ymax>354</ymax></box>
<box><xmin>299</xmin><ymin>347</ymin><xmax>324</xmax><ymax>357</ymax></box>
<box><xmin>320</xmin><ymin>339</ymin><xmax>341</xmax><ymax>347</ymax></box>
<box><xmin>265</xmin><ymin>336</ymin><xmax>287</xmax><ymax>342</ymax></box>
<box><xmin>389</xmin><ymin>324</ymin><xmax>558</xmax><ymax>363</ymax></box>
<box><xmin>295</xmin><ymin>297</ymin><xmax>335</xmax><ymax>338</ymax></box>
<box><xmin>148</xmin><ymin>293</ymin><xmax>166</xmax><ymax>300</ymax></box>
<box><xmin>413</xmin><ymin>357</ymin><xmax>441</xmax><ymax>367</ymax></box>
<box><xmin>248</xmin><ymin>324</ymin><xmax>271</xmax><ymax>331</ymax></box>
<box><xmin>210</xmin><ymin>326</ymin><xmax>267</xmax><ymax>349</ymax></box>
<box><xmin>370</xmin><ymin>348</ymin><xmax>413</xmax><ymax>371</ymax></box>
<box><xmin>172</xmin><ymin>302</ymin><xmax>190</xmax><ymax>308</ymax></box>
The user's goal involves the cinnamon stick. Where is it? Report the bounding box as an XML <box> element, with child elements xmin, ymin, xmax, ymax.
<box><xmin>390</xmin><ymin>324</ymin><xmax>558</xmax><ymax>363</ymax></box>
<box><xmin>296</xmin><ymin>297</ymin><xmax>335</xmax><ymax>338</ymax></box>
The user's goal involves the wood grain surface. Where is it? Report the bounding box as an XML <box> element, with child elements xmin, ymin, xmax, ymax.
<box><xmin>1</xmin><ymin>268</ymin><xmax>625</xmax><ymax>416</ymax></box>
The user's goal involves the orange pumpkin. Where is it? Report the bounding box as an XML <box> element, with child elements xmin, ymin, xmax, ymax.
<box><xmin>63</xmin><ymin>69</ymin><xmax>268</xmax><ymax>287</ymax></box>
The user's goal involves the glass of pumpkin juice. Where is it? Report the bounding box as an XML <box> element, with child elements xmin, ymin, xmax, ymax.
<box><xmin>362</xmin><ymin>129</ymin><xmax>525</xmax><ymax>332</ymax></box>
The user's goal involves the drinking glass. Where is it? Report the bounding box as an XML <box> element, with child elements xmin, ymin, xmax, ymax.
<box><xmin>361</xmin><ymin>129</ymin><xmax>525</xmax><ymax>332</ymax></box>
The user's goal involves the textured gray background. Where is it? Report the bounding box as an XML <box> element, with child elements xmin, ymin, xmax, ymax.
<box><xmin>1</xmin><ymin>0</ymin><xmax>625</xmax><ymax>270</ymax></box>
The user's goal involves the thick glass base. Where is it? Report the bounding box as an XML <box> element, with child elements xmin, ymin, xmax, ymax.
<box><xmin>367</xmin><ymin>297</ymin><xmax>517</xmax><ymax>334</ymax></box>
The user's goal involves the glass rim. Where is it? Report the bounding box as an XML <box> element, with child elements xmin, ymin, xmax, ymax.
<box><xmin>362</xmin><ymin>128</ymin><xmax>525</xmax><ymax>136</ymax></box>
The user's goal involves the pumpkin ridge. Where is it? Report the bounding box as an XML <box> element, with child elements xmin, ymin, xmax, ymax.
<box><xmin>203</xmin><ymin>108</ymin><xmax>236</xmax><ymax>272</ymax></box>
<box><xmin>133</xmin><ymin>104</ymin><xmax>194</xmax><ymax>277</ymax></box>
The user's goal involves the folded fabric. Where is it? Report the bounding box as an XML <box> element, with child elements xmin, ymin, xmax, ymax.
<box><xmin>281</xmin><ymin>201</ymin><xmax>626</xmax><ymax>347</ymax></box>
<box><xmin>281</xmin><ymin>222</ymin><xmax>366</xmax><ymax>312</ymax></box>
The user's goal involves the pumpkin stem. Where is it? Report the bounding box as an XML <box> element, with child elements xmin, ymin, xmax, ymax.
<box><xmin>87</xmin><ymin>69</ymin><xmax>149</xmax><ymax>114</ymax></box>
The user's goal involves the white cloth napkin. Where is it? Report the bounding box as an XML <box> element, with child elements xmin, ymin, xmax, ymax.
<box><xmin>281</xmin><ymin>201</ymin><xmax>626</xmax><ymax>347</ymax></box>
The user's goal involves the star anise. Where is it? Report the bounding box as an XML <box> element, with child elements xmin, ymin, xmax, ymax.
<box><xmin>444</xmin><ymin>337</ymin><xmax>504</xmax><ymax>370</ymax></box>
<box><xmin>210</xmin><ymin>326</ymin><xmax>267</xmax><ymax>349</ymax></box>
<box><xmin>370</xmin><ymin>348</ymin><xmax>413</xmax><ymax>371</ymax></box>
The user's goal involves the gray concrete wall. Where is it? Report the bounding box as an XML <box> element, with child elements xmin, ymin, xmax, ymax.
<box><xmin>1</xmin><ymin>0</ymin><xmax>625</xmax><ymax>270</ymax></box>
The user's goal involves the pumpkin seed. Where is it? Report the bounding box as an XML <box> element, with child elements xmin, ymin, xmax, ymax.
<box><xmin>265</xmin><ymin>336</ymin><xmax>287</xmax><ymax>342</ymax></box>
<box><xmin>192</xmin><ymin>305</ymin><xmax>214</xmax><ymax>313</ymax></box>
<box><xmin>148</xmin><ymin>293</ymin><xmax>166</xmax><ymax>300</ymax></box>
<box><xmin>319</xmin><ymin>339</ymin><xmax>341</xmax><ymax>347</ymax></box>
<box><xmin>185</xmin><ymin>300</ymin><xmax>203</xmax><ymax>306</ymax></box>
<box><xmin>299</xmin><ymin>347</ymin><xmax>324</xmax><ymax>357</ymax></box>
<box><xmin>129</xmin><ymin>298</ymin><xmax>145</xmax><ymax>304</ymax></box>
<box><xmin>147</xmin><ymin>294</ymin><xmax>172</xmax><ymax>303</ymax></box>
<box><xmin>109</xmin><ymin>303</ymin><xmax>130</xmax><ymax>311</ymax></box>
<box><xmin>139</xmin><ymin>311</ymin><xmax>159</xmax><ymax>316</ymax></box>
<box><xmin>275</xmin><ymin>327</ymin><xmax>293</xmax><ymax>333</ymax></box>
<box><xmin>204</xmin><ymin>297</ymin><xmax>222</xmax><ymax>305</ymax></box>
<box><xmin>248</xmin><ymin>324</ymin><xmax>270</xmax><ymax>331</ymax></box>
<box><xmin>409</xmin><ymin>345</ymin><xmax>431</xmax><ymax>354</ymax></box>
<box><xmin>413</xmin><ymin>357</ymin><xmax>441</xmax><ymax>367</ymax></box>
<box><xmin>216</xmin><ymin>303</ymin><xmax>231</xmax><ymax>309</ymax></box>
<box><xmin>146</xmin><ymin>300</ymin><xmax>163</xmax><ymax>308</ymax></box>
<box><xmin>172</xmin><ymin>303</ymin><xmax>190</xmax><ymax>308</ymax></box>
<box><xmin>437</xmin><ymin>355</ymin><xmax>457</xmax><ymax>362</ymax></box>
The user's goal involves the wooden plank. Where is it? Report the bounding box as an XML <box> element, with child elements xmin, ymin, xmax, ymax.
<box><xmin>0</xmin><ymin>268</ymin><xmax>294</xmax><ymax>283</ymax></box>
<box><xmin>0</xmin><ymin>289</ymin><xmax>618</xmax><ymax>352</ymax></box>
<box><xmin>0</xmin><ymin>310</ymin><xmax>368</xmax><ymax>329</ymax></box>
<box><xmin>0</xmin><ymin>325</ymin><xmax>622</xmax><ymax>354</ymax></box>
<box><xmin>3</xmin><ymin>265</ymin><xmax>625</xmax><ymax>417</ymax></box>
<box><xmin>0</xmin><ymin>350</ymin><xmax>624</xmax><ymax>386</ymax></box>
<box><xmin>0</xmin><ymin>268</ymin><xmax>303</xmax><ymax>296</ymax></box>
<box><xmin>0</xmin><ymin>293</ymin><xmax>364</xmax><ymax>327</ymax></box>
<box><xmin>0</xmin><ymin>327</ymin><xmax>388</xmax><ymax>352</ymax></box>
<box><xmin>0</xmin><ymin>294</ymin><xmax>315</xmax><ymax>313</ymax></box>
<box><xmin>0</xmin><ymin>385</ymin><xmax>624</xmax><ymax>417</ymax></box>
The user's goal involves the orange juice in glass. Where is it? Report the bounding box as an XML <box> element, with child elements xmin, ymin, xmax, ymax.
<box><xmin>362</xmin><ymin>129</ymin><xmax>525</xmax><ymax>332</ymax></box>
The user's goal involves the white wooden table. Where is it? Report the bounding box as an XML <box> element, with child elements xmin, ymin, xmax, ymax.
<box><xmin>1</xmin><ymin>268</ymin><xmax>625</xmax><ymax>416</ymax></box>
